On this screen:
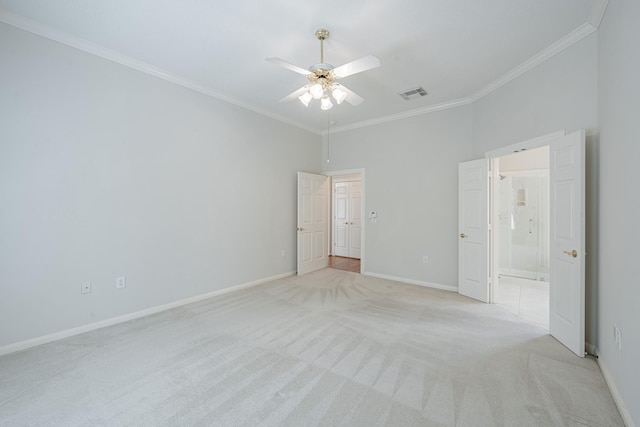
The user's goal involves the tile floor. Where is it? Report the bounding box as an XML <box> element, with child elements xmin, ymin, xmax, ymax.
<box><xmin>495</xmin><ymin>275</ymin><xmax>549</xmax><ymax>330</ymax></box>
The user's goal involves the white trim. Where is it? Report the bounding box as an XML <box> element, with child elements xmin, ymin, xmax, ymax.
<box><xmin>331</xmin><ymin>21</ymin><xmax>597</xmax><ymax>135</ymax></box>
<box><xmin>329</xmin><ymin>98</ymin><xmax>472</xmax><ymax>134</ymax></box>
<box><xmin>589</xmin><ymin>0</ymin><xmax>610</xmax><ymax>29</ymax></box>
<box><xmin>585</xmin><ymin>341</ymin><xmax>596</xmax><ymax>355</ymax></box>
<box><xmin>485</xmin><ymin>130</ymin><xmax>566</xmax><ymax>158</ymax></box>
<box><xmin>1</xmin><ymin>8</ymin><xmax>600</xmax><ymax>135</ymax></box>
<box><xmin>363</xmin><ymin>271</ymin><xmax>457</xmax><ymax>293</ymax></box>
<box><xmin>597</xmin><ymin>355</ymin><xmax>636</xmax><ymax>427</ymax></box>
<box><xmin>470</xmin><ymin>23</ymin><xmax>596</xmax><ymax>102</ymax></box>
<box><xmin>0</xmin><ymin>10</ymin><xmax>318</xmax><ymax>135</ymax></box>
<box><xmin>0</xmin><ymin>271</ymin><xmax>295</xmax><ymax>357</ymax></box>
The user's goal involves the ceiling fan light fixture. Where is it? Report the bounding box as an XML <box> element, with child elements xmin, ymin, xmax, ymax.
<box><xmin>332</xmin><ymin>87</ymin><xmax>346</xmax><ymax>104</ymax></box>
<box><xmin>310</xmin><ymin>83</ymin><xmax>324</xmax><ymax>99</ymax></box>
<box><xmin>268</xmin><ymin>28</ymin><xmax>381</xmax><ymax>111</ymax></box>
<box><xmin>320</xmin><ymin>95</ymin><xmax>333</xmax><ymax>110</ymax></box>
<box><xmin>298</xmin><ymin>91</ymin><xmax>312</xmax><ymax>107</ymax></box>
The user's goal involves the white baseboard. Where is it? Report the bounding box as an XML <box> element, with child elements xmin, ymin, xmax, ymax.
<box><xmin>0</xmin><ymin>271</ymin><xmax>295</xmax><ymax>357</ymax></box>
<box><xmin>362</xmin><ymin>271</ymin><xmax>457</xmax><ymax>292</ymax></box>
<box><xmin>597</xmin><ymin>352</ymin><xmax>636</xmax><ymax>427</ymax></box>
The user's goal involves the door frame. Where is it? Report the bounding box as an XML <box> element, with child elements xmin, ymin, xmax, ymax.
<box><xmin>324</xmin><ymin>168</ymin><xmax>366</xmax><ymax>273</ymax></box>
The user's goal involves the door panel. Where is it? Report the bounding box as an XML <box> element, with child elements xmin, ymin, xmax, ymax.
<box><xmin>334</xmin><ymin>183</ymin><xmax>349</xmax><ymax>257</ymax></box>
<box><xmin>458</xmin><ymin>159</ymin><xmax>490</xmax><ymax>302</ymax></box>
<box><xmin>549</xmin><ymin>130</ymin><xmax>585</xmax><ymax>357</ymax></box>
<box><xmin>297</xmin><ymin>172</ymin><xmax>328</xmax><ymax>275</ymax></box>
<box><xmin>349</xmin><ymin>182</ymin><xmax>362</xmax><ymax>258</ymax></box>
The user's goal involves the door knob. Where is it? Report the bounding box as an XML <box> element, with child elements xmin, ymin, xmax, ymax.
<box><xmin>297</xmin><ymin>227</ymin><xmax>304</xmax><ymax>231</ymax></box>
<box><xmin>344</xmin><ymin>222</ymin><xmax>349</xmax><ymax>225</ymax></box>
<box><xmin>563</xmin><ymin>249</ymin><xmax>578</xmax><ymax>258</ymax></box>
<box><xmin>460</xmin><ymin>233</ymin><xmax>467</xmax><ymax>238</ymax></box>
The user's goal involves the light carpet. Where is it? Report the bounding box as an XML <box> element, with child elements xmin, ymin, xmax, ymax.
<box><xmin>0</xmin><ymin>269</ymin><xmax>623</xmax><ymax>426</ymax></box>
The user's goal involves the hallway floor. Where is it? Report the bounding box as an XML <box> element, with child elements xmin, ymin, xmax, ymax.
<box><xmin>328</xmin><ymin>255</ymin><xmax>361</xmax><ymax>273</ymax></box>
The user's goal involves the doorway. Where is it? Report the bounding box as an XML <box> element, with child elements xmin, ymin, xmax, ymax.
<box><xmin>494</xmin><ymin>147</ymin><xmax>550</xmax><ymax>330</ymax></box>
<box><xmin>460</xmin><ymin>130</ymin><xmax>585</xmax><ymax>356</ymax></box>
<box><xmin>324</xmin><ymin>170</ymin><xmax>365</xmax><ymax>274</ymax></box>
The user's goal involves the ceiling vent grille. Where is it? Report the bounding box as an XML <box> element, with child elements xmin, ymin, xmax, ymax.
<box><xmin>398</xmin><ymin>86</ymin><xmax>428</xmax><ymax>101</ymax></box>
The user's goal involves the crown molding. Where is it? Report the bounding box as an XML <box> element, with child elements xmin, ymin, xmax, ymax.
<box><xmin>470</xmin><ymin>22</ymin><xmax>597</xmax><ymax>102</ymax></box>
<box><xmin>589</xmin><ymin>0</ymin><xmax>609</xmax><ymax>28</ymax></box>
<box><xmin>327</xmin><ymin>97</ymin><xmax>473</xmax><ymax>134</ymax></box>
<box><xmin>330</xmin><ymin>19</ymin><xmax>598</xmax><ymax>134</ymax></box>
<box><xmin>1</xmin><ymin>6</ymin><xmax>601</xmax><ymax>136</ymax></box>
<box><xmin>0</xmin><ymin>9</ymin><xmax>320</xmax><ymax>135</ymax></box>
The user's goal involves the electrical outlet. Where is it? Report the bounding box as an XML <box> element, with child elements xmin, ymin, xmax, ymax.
<box><xmin>116</xmin><ymin>276</ymin><xmax>126</xmax><ymax>289</ymax></box>
<box><xmin>81</xmin><ymin>282</ymin><xmax>91</xmax><ymax>294</ymax></box>
<box><xmin>422</xmin><ymin>255</ymin><xmax>429</xmax><ymax>264</ymax></box>
<box><xmin>613</xmin><ymin>324</ymin><xmax>622</xmax><ymax>350</ymax></box>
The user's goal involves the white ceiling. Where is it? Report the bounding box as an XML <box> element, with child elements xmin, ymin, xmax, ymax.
<box><xmin>0</xmin><ymin>0</ymin><xmax>603</xmax><ymax>133</ymax></box>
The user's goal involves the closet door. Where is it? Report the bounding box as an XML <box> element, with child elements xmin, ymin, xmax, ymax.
<box><xmin>334</xmin><ymin>182</ymin><xmax>349</xmax><ymax>257</ymax></box>
<box><xmin>348</xmin><ymin>182</ymin><xmax>362</xmax><ymax>259</ymax></box>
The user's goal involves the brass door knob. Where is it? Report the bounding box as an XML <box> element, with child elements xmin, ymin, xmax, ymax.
<box><xmin>297</xmin><ymin>227</ymin><xmax>304</xmax><ymax>231</ymax></box>
<box><xmin>563</xmin><ymin>249</ymin><xmax>578</xmax><ymax>258</ymax></box>
<box><xmin>344</xmin><ymin>222</ymin><xmax>349</xmax><ymax>225</ymax></box>
<box><xmin>460</xmin><ymin>233</ymin><xmax>467</xmax><ymax>238</ymax></box>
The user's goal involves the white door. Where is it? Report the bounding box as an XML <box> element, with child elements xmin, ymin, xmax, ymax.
<box><xmin>334</xmin><ymin>182</ymin><xmax>349</xmax><ymax>257</ymax></box>
<box><xmin>549</xmin><ymin>130</ymin><xmax>585</xmax><ymax>357</ymax></box>
<box><xmin>297</xmin><ymin>172</ymin><xmax>328</xmax><ymax>275</ymax></box>
<box><xmin>349</xmin><ymin>182</ymin><xmax>362</xmax><ymax>258</ymax></box>
<box><xmin>458</xmin><ymin>159</ymin><xmax>490</xmax><ymax>302</ymax></box>
<box><xmin>332</xmin><ymin>181</ymin><xmax>362</xmax><ymax>259</ymax></box>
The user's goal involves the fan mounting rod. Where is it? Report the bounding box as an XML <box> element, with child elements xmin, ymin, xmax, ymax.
<box><xmin>315</xmin><ymin>28</ymin><xmax>329</xmax><ymax>63</ymax></box>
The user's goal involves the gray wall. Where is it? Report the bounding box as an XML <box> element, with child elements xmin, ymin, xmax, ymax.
<box><xmin>471</xmin><ymin>33</ymin><xmax>598</xmax><ymax>155</ymax></box>
<box><xmin>598</xmin><ymin>0</ymin><xmax>640</xmax><ymax>422</ymax></box>
<box><xmin>322</xmin><ymin>106</ymin><xmax>474</xmax><ymax>287</ymax></box>
<box><xmin>0</xmin><ymin>23</ymin><xmax>321</xmax><ymax>347</ymax></box>
<box><xmin>323</xmin><ymin>34</ymin><xmax>597</xmax><ymax>297</ymax></box>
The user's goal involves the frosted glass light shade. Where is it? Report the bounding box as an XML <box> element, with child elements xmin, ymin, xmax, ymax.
<box><xmin>332</xmin><ymin>87</ymin><xmax>346</xmax><ymax>104</ymax></box>
<box><xmin>320</xmin><ymin>95</ymin><xmax>333</xmax><ymax>110</ymax></box>
<box><xmin>310</xmin><ymin>84</ymin><xmax>324</xmax><ymax>99</ymax></box>
<box><xmin>298</xmin><ymin>91</ymin><xmax>312</xmax><ymax>107</ymax></box>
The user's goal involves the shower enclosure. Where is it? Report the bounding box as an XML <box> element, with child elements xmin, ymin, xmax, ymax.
<box><xmin>498</xmin><ymin>171</ymin><xmax>549</xmax><ymax>281</ymax></box>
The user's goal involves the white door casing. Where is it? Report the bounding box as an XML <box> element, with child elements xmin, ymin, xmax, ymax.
<box><xmin>458</xmin><ymin>159</ymin><xmax>490</xmax><ymax>302</ymax></box>
<box><xmin>297</xmin><ymin>172</ymin><xmax>328</xmax><ymax>275</ymax></box>
<box><xmin>549</xmin><ymin>130</ymin><xmax>585</xmax><ymax>357</ymax></box>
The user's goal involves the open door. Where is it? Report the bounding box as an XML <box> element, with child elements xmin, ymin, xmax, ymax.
<box><xmin>458</xmin><ymin>159</ymin><xmax>490</xmax><ymax>302</ymax></box>
<box><xmin>549</xmin><ymin>130</ymin><xmax>585</xmax><ymax>357</ymax></box>
<box><xmin>297</xmin><ymin>172</ymin><xmax>328</xmax><ymax>275</ymax></box>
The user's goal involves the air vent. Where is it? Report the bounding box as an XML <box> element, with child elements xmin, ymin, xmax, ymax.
<box><xmin>398</xmin><ymin>86</ymin><xmax>428</xmax><ymax>101</ymax></box>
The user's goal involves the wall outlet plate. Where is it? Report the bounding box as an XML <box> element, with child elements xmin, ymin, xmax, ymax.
<box><xmin>116</xmin><ymin>276</ymin><xmax>126</xmax><ymax>289</ymax></box>
<box><xmin>81</xmin><ymin>282</ymin><xmax>91</xmax><ymax>294</ymax></box>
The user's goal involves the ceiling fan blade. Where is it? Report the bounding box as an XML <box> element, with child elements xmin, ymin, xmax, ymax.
<box><xmin>332</xmin><ymin>55</ymin><xmax>381</xmax><ymax>79</ymax></box>
<box><xmin>336</xmin><ymin>84</ymin><xmax>364</xmax><ymax>106</ymax></box>
<box><xmin>279</xmin><ymin>86</ymin><xmax>311</xmax><ymax>103</ymax></box>
<box><xmin>266</xmin><ymin>57</ymin><xmax>310</xmax><ymax>76</ymax></box>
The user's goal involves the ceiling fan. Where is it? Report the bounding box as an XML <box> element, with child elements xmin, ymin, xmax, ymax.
<box><xmin>266</xmin><ymin>28</ymin><xmax>381</xmax><ymax>110</ymax></box>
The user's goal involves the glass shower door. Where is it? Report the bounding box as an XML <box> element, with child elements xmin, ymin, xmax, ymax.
<box><xmin>498</xmin><ymin>172</ymin><xmax>549</xmax><ymax>281</ymax></box>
